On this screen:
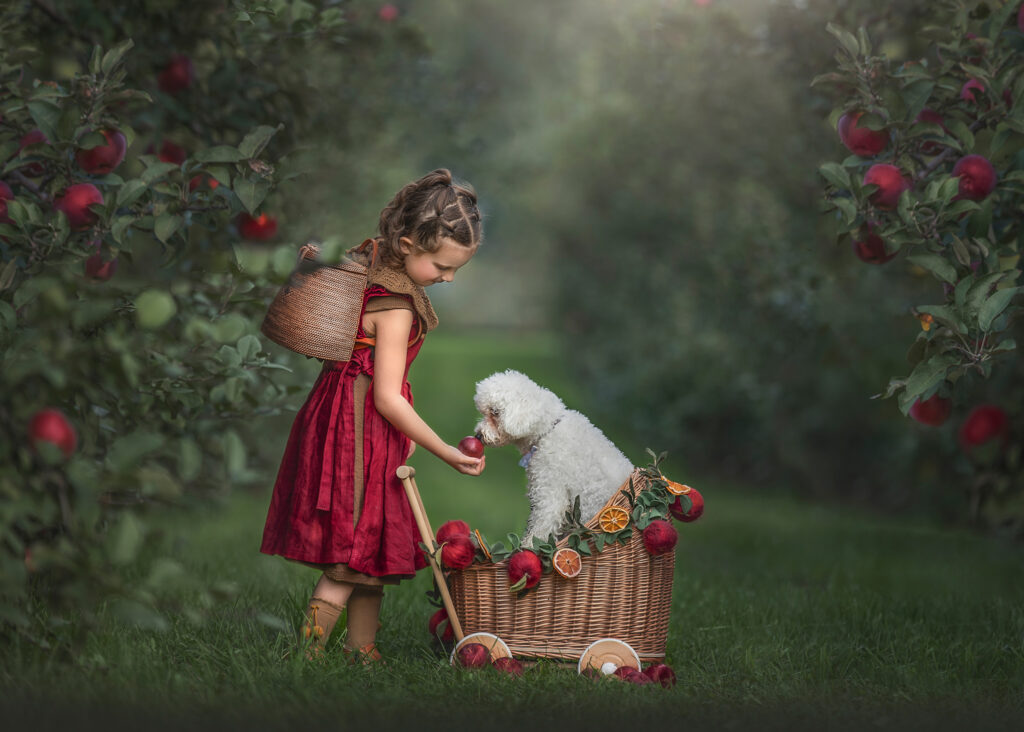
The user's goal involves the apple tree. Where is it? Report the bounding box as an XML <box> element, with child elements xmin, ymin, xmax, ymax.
<box><xmin>0</xmin><ymin>0</ymin><xmax>423</xmax><ymax>645</ymax></box>
<box><xmin>817</xmin><ymin>0</ymin><xmax>1024</xmax><ymax>531</ymax></box>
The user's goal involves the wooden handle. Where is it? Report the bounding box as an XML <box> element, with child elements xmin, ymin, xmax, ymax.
<box><xmin>397</xmin><ymin>465</ymin><xmax>464</xmax><ymax>641</ymax></box>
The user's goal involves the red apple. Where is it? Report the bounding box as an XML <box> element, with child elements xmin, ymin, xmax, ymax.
<box><xmin>456</xmin><ymin>642</ymin><xmax>490</xmax><ymax>669</ymax></box>
<box><xmin>0</xmin><ymin>180</ymin><xmax>13</xmax><ymax>224</ymax></box>
<box><xmin>85</xmin><ymin>243</ymin><xmax>118</xmax><ymax>281</ymax></box>
<box><xmin>237</xmin><ymin>212</ymin><xmax>278</xmax><ymax>241</ymax></box>
<box><xmin>915</xmin><ymin>109</ymin><xmax>948</xmax><ymax>156</ymax></box>
<box><xmin>851</xmin><ymin>232</ymin><xmax>896</xmax><ymax>264</ymax></box>
<box><xmin>492</xmin><ymin>656</ymin><xmax>525</xmax><ymax>676</ymax></box>
<box><xmin>54</xmin><ymin>183</ymin><xmax>104</xmax><ymax>230</ymax></box>
<box><xmin>909</xmin><ymin>394</ymin><xmax>952</xmax><ymax>426</ymax></box>
<box><xmin>643</xmin><ymin>663</ymin><xmax>678</xmax><ymax>688</ymax></box>
<box><xmin>670</xmin><ymin>487</ymin><xmax>704</xmax><ymax>522</ymax></box>
<box><xmin>428</xmin><ymin>607</ymin><xmax>454</xmax><ymax>643</ymax></box>
<box><xmin>440</xmin><ymin>536</ymin><xmax>475</xmax><ymax>570</ymax></box>
<box><xmin>613</xmin><ymin>666</ymin><xmax>638</xmax><ymax>680</ymax></box>
<box><xmin>189</xmin><ymin>174</ymin><xmax>220</xmax><ymax>191</ymax></box>
<box><xmin>960</xmin><ymin>79</ymin><xmax>985</xmax><ymax>104</ymax></box>
<box><xmin>952</xmin><ymin>155</ymin><xmax>997</xmax><ymax>201</ymax></box>
<box><xmin>158</xmin><ymin>54</ymin><xmax>195</xmax><ymax>93</ymax></box>
<box><xmin>625</xmin><ymin>670</ymin><xmax>654</xmax><ymax>685</ymax></box>
<box><xmin>958</xmin><ymin>405</ymin><xmax>1009</xmax><ymax>451</ymax></box>
<box><xmin>457</xmin><ymin>435</ymin><xmax>484</xmax><ymax>458</ymax></box>
<box><xmin>18</xmin><ymin>129</ymin><xmax>48</xmax><ymax>177</ymax></box>
<box><xmin>28</xmin><ymin>408</ymin><xmax>77</xmax><ymax>458</ymax></box>
<box><xmin>507</xmin><ymin>550</ymin><xmax>542</xmax><ymax>589</ymax></box>
<box><xmin>436</xmin><ymin>519</ymin><xmax>471</xmax><ymax>545</ymax></box>
<box><xmin>863</xmin><ymin>164</ymin><xmax>910</xmax><ymax>210</ymax></box>
<box><xmin>75</xmin><ymin>129</ymin><xmax>127</xmax><ymax>174</ymax></box>
<box><xmin>837</xmin><ymin>111</ymin><xmax>889</xmax><ymax>156</ymax></box>
<box><xmin>641</xmin><ymin>519</ymin><xmax>678</xmax><ymax>556</ymax></box>
<box><xmin>378</xmin><ymin>4</ymin><xmax>399</xmax><ymax>21</ymax></box>
<box><xmin>158</xmin><ymin>141</ymin><xmax>187</xmax><ymax>165</ymax></box>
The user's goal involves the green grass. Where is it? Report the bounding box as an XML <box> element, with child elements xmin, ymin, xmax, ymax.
<box><xmin>3</xmin><ymin>331</ymin><xmax>1024</xmax><ymax>731</ymax></box>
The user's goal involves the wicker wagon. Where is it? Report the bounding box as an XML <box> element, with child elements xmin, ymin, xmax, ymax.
<box><xmin>448</xmin><ymin>469</ymin><xmax>673</xmax><ymax>665</ymax></box>
<box><xmin>398</xmin><ymin>466</ymin><xmax>676</xmax><ymax>672</ymax></box>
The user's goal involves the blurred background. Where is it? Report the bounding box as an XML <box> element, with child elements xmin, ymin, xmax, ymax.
<box><xmin>4</xmin><ymin>1</ymin><xmax>1024</xmax><ymax>725</ymax></box>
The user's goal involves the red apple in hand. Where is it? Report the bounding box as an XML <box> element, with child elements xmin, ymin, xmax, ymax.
<box><xmin>75</xmin><ymin>129</ymin><xmax>127</xmax><ymax>174</ymax></box>
<box><xmin>837</xmin><ymin>111</ymin><xmax>889</xmax><ymax>156</ymax></box>
<box><xmin>863</xmin><ymin>164</ymin><xmax>910</xmax><ymax>210</ymax></box>
<box><xmin>28</xmin><ymin>408</ymin><xmax>77</xmax><ymax>458</ymax></box>
<box><xmin>378</xmin><ymin>4</ymin><xmax>400</xmax><ymax>22</ymax></box>
<box><xmin>158</xmin><ymin>54</ymin><xmax>195</xmax><ymax>93</ymax></box>
<box><xmin>54</xmin><ymin>184</ymin><xmax>104</xmax><ymax>230</ymax></box>
<box><xmin>952</xmin><ymin>155</ymin><xmax>997</xmax><ymax>201</ymax></box>
<box><xmin>457</xmin><ymin>436</ymin><xmax>484</xmax><ymax>458</ymax></box>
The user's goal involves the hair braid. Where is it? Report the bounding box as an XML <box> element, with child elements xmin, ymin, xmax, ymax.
<box><xmin>369</xmin><ymin>169</ymin><xmax>483</xmax><ymax>268</ymax></box>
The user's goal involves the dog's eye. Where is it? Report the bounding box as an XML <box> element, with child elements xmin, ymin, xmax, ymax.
<box><xmin>490</xmin><ymin>409</ymin><xmax>501</xmax><ymax>418</ymax></box>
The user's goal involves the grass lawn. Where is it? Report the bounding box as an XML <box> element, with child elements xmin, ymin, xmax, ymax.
<box><xmin>3</xmin><ymin>331</ymin><xmax>1023</xmax><ymax>730</ymax></box>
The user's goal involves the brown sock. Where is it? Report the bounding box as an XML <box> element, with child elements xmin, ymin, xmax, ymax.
<box><xmin>345</xmin><ymin>586</ymin><xmax>383</xmax><ymax>656</ymax></box>
<box><xmin>302</xmin><ymin>596</ymin><xmax>346</xmax><ymax>652</ymax></box>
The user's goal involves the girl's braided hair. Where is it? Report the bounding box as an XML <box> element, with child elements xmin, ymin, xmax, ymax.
<box><xmin>374</xmin><ymin>169</ymin><xmax>482</xmax><ymax>268</ymax></box>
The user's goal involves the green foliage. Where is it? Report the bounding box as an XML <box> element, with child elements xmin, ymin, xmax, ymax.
<box><xmin>5</xmin><ymin>482</ymin><xmax>1024</xmax><ymax>728</ymax></box>
<box><xmin>819</xmin><ymin>0</ymin><xmax>1023</xmax><ymax>530</ymax></box>
<box><xmin>0</xmin><ymin>0</ymin><xmax>427</xmax><ymax>647</ymax></box>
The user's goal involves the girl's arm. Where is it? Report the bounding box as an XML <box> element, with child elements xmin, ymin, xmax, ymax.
<box><xmin>369</xmin><ymin>308</ymin><xmax>484</xmax><ymax>476</ymax></box>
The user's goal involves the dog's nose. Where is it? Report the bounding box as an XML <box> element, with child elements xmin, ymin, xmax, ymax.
<box><xmin>474</xmin><ymin>432</ymin><xmax>483</xmax><ymax>440</ymax></box>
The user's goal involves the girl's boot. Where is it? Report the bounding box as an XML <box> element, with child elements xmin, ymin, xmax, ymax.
<box><xmin>344</xmin><ymin>586</ymin><xmax>384</xmax><ymax>664</ymax></box>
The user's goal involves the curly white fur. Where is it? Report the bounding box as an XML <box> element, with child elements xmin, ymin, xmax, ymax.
<box><xmin>473</xmin><ymin>370</ymin><xmax>635</xmax><ymax>542</ymax></box>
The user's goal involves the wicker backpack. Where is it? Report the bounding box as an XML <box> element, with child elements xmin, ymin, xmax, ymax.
<box><xmin>260</xmin><ymin>239</ymin><xmax>379</xmax><ymax>362</ymax></box>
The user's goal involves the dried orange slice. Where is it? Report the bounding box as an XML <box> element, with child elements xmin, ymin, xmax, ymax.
<box><xmin>597</xmin><ymin>506</ymin><xmax>630</xmax><ymax>532</ymax></box>
<box><xmin>665</xmin><ymin>480</ymin><xmax>692</xmax><ymax>496</ymax></box>
<box><xmin>553</xmin><ymin>548</ymin><xmax>582</xmax><ymax>579</ymax></box>
<box><xmin>473</xmin><ymin>529</ymin><xmax>491</xmax><ymax>561</ymax></box>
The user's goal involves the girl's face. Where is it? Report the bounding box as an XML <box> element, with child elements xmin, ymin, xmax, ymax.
<box><xmin>399</xmin><ymin>236</ymin><xmax>477</xmax><ymax>287</ymax></box>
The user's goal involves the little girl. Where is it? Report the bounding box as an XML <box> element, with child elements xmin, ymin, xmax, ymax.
<box><xmin>260</xmin><ymin>169</ymin><xmax>485</xmax><ymax>661</ymax></box>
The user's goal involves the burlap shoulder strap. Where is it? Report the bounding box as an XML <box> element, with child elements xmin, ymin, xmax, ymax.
<box><xmin>348</xmin><ymin>239</ymin><xmax>439</xmax><ymax>332</ymax></box>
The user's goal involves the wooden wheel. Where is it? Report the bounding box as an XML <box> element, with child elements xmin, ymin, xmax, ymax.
<box><xmin>577</xmin><ymin>638</ymin><xmax>641</xmax><ymax>676</ymax></box>
<box><xmin>450</xmin><ymin>632</ymin><xmax>512</xmax><ymax>666</ymax></box>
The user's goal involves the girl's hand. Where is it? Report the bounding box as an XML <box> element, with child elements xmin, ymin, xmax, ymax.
<box><xmin>407</xmin><ymin>441</ymin><xmax>417</xmax><ymax>459</ymax></box>
<box><xmin>444</xmin><ymin>445</ymin><xmax>485</xmax><ymax>476</ymax></box>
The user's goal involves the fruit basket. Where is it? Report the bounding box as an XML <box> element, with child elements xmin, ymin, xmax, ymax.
<box><xmin>445</xmin><ymin>469</ymin><xmax>674</xmax><ymax>663</ymax></box>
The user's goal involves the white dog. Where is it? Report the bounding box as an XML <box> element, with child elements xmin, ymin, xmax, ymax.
<box><xmin>473</xmin><ymin>370</ymin><xmax>635</xmax><ymax>542</ymax></box>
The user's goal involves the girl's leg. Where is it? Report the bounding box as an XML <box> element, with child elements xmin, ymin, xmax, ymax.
<box><xmin>344</xmin><ymin>585</ymin><xmax>384</xmax><ymax>661</ymax></box>
<box><xmin>303</xmin><ymin>574</ymin><xmax>355</xmax><ymax>655</ymax></box>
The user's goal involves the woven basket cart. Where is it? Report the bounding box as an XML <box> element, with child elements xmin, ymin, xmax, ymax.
<box><xmin>260</xmin><ymin>242</ymin><xmax>373</xmax><ymax>362</ymax></box>
<box><xmin>446</xmin><ymin>468</ymin><xmax>674</xmax><ymax>664</ymax></box>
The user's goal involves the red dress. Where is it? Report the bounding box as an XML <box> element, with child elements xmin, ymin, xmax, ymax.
<box><xmin>260</xmin><ymin>285</ymin><xmax>428</xmax><ymax>580</ymax></box>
